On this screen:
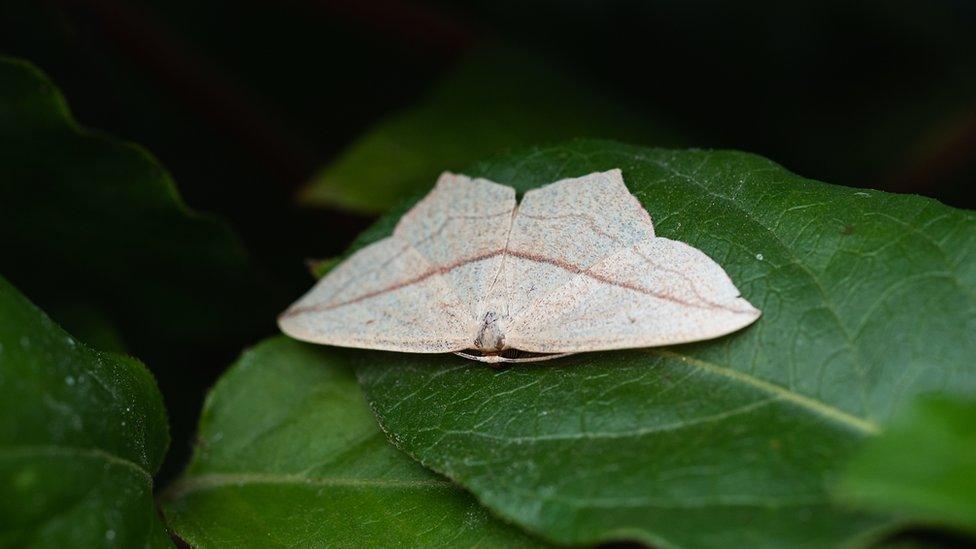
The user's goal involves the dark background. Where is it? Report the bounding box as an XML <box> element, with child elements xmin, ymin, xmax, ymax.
<box><xmin>2</xmin><ymin>0</ymin><xmax>974</xmax><ymax>481</ymax></box>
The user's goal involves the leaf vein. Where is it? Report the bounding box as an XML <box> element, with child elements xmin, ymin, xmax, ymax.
<box><xmin>0</xmin><ymin>444</ymin><xmax>152</xmax><ymax>482</ymax></box>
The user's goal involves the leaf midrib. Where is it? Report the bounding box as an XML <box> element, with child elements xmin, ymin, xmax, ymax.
<box><xmin>0</xmin><ymin>444</ymin><xmax>152</xmax><ymax>482</ymax></box>
<box><xmin>655</xmin><ymin>349</ymin><xmax>880</xmax><ymax>434</ymax></box>
<box><xmin>165</xmin><ymin>472</ymin><xmax>455</xmax><ymax>501</ymax></box>
<box><xmin>512</xmin><ymin>484</ymin><xmax>831</xmax><ymax>509</ymax></box>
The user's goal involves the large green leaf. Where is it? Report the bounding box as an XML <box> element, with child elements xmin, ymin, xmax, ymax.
<box><xmin>0</xmin><ymin>275</ymin><xmax>170</xmax><ymax>548</ymax></box>
<box><xmin>837</xmin><ymin>396</ymin><xmax>976</xmax><ymax>536</ymax></box>
<box><xmin>299</xmin><ymin>48</ymin><xmax>682</xmax><ymax>214</ymax></box>
<box><xmin>162</xmin><ymin>337</ymin><xmax>541</xmax><ymax>547</ymax></box>
<box><xmin>0</xmin><ymin>56</ymin><xmax>270</xmax><ymax>344</ymax></box>
<box><xmin>354</xmin><ymin>140</ymin><xmax>976</xmax><ymax>547</ymax></box>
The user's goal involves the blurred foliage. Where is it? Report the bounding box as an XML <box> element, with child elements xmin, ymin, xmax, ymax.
<box><xmin>0</xmin><ymin>55</ymin><xmax>278</xmax><ymax>482</ymax></box>
<box><xmin>0</xmin><ymin>56</ymin><xmax>272</xmax><ymax>345</ymax></box>
<box><xmin>44</xmin><ymin>303</ymin><xmax>129</xmax><ymax>355</ymax></box>
<box><xmin>0</xmin><ymin>276</ymin><xmax>170</xmax><ymax>548</ymax></box>
<box><xmin>3</xmin><ymin>0</ymin><xmax>972</xmax><ymax>224</ymax></box>
<box><xmin>441</xmin><ymin>0</ymin><xmax>976</xmax><ymax>206</ymax></box>
<box><xmin>838</xmin><ymin>396</ymin><xmax>976</xmax><ymax>536</ymax></box>
<box><xmin>0</xmin><ymin>0</ymin><xmax>377</xmax><ymax>294</ymax></box>
<box><xmin>301</xmin><ymin>47</ymin><xmax>684</xmax><ymax>212</ymax></box>
<box><xmin>307</xmin><ymin>256</ymin><xmax>342</xmax><ymax>280</ymax></box>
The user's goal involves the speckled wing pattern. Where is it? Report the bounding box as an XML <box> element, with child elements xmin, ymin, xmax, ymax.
<box><xmin>279</xmin><ymin>169</ymin><xmax>760</xmax><ymax>356</ymax></box>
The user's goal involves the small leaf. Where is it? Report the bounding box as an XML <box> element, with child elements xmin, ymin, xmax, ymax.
<box><xmin>299</xmin><ymin>48</ymin><xmax>683</xmax><ymax>213</ymax></box>
<box><xmin>0</xmin><ymin>275</ymin><xmax>170</xmax><ymax>548</ymax></box>
<box><xmin>307</xmin><ymin>256</ymin><xmax>341</xmax><ymax>280</ymax></box>
<box><xmin>162</xmin><ymin>337</ymin><xmax>542</xmax><ymax>547</ymax></box>
<box><xmin>354</xmin><ymin>140</ymin><xmax>976</xmax><ymax>546</ymax></box>
<box><xmin>0</xmin><ymin>56</ymin><xmax>271</xmax><ymax>344</ymax></box>
<box><xmin>837</xmin><ymin>396</ymin><xmax>976</xmax><ymax>536</ymax></box>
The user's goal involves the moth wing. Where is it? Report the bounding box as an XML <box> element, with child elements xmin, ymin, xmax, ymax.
<box><xmin>278</xmin><ymin>236</ymin><xmax>475</xmax><ymax>352</ymax></box>
<box><xmin>279</xmin><ymin>172</ymin><xmax>515</xmax><ymax>353</ymax></box>
<box><xmin>394</xmin><ymin>172</ymin><xmax>517</xmax><ymax>322</ymax></box>
<box><xmin>505</xmin><ymin>237</ymin><xmax>761</xmax><ymax>353</ymax></box>
<box><xmin>498</xmin><ymin>169</ymin><xmax>656</xmax><ymax>320</ymax></box>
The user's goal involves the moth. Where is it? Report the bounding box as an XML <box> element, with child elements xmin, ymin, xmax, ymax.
<box><xmin>279</xmin><ymin>170</ymin><xmax>760</xmax><ymax>363</ymax></box>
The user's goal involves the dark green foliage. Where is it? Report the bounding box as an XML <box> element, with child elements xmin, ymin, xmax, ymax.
<box><xmin>838</xmin><ymin>397</ymin><xmax>976</xmax><ymax>535</ymax></box>
<box><xmin>300</xmin><ymin>48</ymin><xmax>682</xmax><ymax>213</ymax></box>
<box><xmin>163</xmin><ymin>337</ymin><xmax>541</xmax><ymax>547</ymax></box>
<box><xmin>0</xmin><ymin>56</ymin><xmax>271</xmax><ymax>345</ymax></box>
<box><xmin>0</xmin><ymin>276</ymin><xmax>170</xmax><ymax>548</ymax></box>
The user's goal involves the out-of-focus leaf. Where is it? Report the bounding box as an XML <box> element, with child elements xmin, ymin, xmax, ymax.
<box><xmin>0</xmin><ymin>275</ymin><xmax>170</xmax><ymax>548</ymax></box>
<box><xmin>162</xmin><ymin>337</ymin><xmax>542</xmax><ymax>547</ymax></box>
<box><xmin>837</xmin><ymin>396</ymin><xmax>976</xmax><ymax>536</ymax></box>
<box><xmin>307</xmin><ymin>257</ymin><xmax>342</xmax><ymax>280</ymax></box>
<box><xmin>300</xmin><ymin>48</ymin><xmax>682</xmax><ymax>213</ymax></box>
<box><xmin>0</xmin><ymin>56</ymin><xmax>271</xmax><ymax>344</ymax></box>
<box><xmin>46</xmin><ymin>302</ymin><xmax>128</xmax><ymax>355</ymax></box>
<box><xmin>353</xmin><ymin>140</ymin><xmax>976</xmax><ymax>547</ymax></box>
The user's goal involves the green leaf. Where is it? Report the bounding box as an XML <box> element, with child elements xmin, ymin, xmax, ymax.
<box><xmin>0</xmin><ymin>275</ymin><xmax>170</xmax><ymax>548</ymax></box>
<box><xmin>307</xmin><ymin>256</ymin><xmax>342</xmax><ymax>280</ymax></box>
<box><xmin>162</xmin><ymin>337</ymin><xmax>542</xmax><ymax>547</ymax></box>
<box><xmin>0</xmin><ymin>56</ymin><xmax>270</xmax><ymax>343</ymax></box>
<box><xmin>299</xmin><ymin>48</ymin><xmax>683</xmax><ymax>213</ymax></box>
<box><xmin>354</xmin><ymin>140</ymin><xmax>976</xmax><ymax>547</ymax></box>
<box><xmin>837</xmin><ymin>396</ymin><xmax>976</xmax><ymax>536</ymax></box>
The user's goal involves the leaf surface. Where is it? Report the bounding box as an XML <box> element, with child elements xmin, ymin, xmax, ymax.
<box><xmin>0</xmin><ymin>56</ymin><xmax>270</xmax><ymax>344</ymax></box>
<box><xmin>299</xmin><ymin>48</ymin><xmax>682</xmax><ymax>213</ymax></box>
<box><xmin>355</xmin><ymin>140</ymin><xmax>976</xmax><ymax>547</ymax></box>
<box><xmin>162</xmin><ymin>337</ymin><xmax>542</xmax><ymax>547</ymax></box>
<box><xmin>837</xmin><ymin>396</ymin><xmax>976</xmax><ymax>536</ymax></box>
<box><xmin>0</xmin><ymin>275</ymin><xmax>170</xmax><ymax>548</ymax></box>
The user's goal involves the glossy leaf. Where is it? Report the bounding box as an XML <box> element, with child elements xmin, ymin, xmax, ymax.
<box><xmin>837</xmin><ymin>396</ymin><xmax>976</xmax><ymax>536</ymax></box>
<box><xmin>0</xmin><ymin>275</ymin><xmax>170</xmax><ymax>548</ymax></box>
<box><xmin>299</xmin><ymin>48</ymin><xmax>682</xmax><ymax>213</ymax></box>
<box><xmin>162</xmin><ymin>337</ymin><xmax>541</xmax><ymax>547</ymax></box>
<box><xmin>0</xmin><ymin>56</ymin><xmax>271</xmax><ymax>344</ymax></box>
<box><xmin>355</xmin><ymin>140</ymin><xmax>976</xmax><ymax>547</ymax></box>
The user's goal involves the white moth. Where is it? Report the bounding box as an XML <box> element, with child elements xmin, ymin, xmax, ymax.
<box><xmin>279</xmin><ymin>170</ymin><xmax>760</xmax><ymax>363</ymax></box>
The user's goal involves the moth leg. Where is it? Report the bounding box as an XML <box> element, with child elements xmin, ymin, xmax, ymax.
<box><xmin>453</xmin><ymin>351</ymin><xmax>576</xmax><ymax>365</ymax></box>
